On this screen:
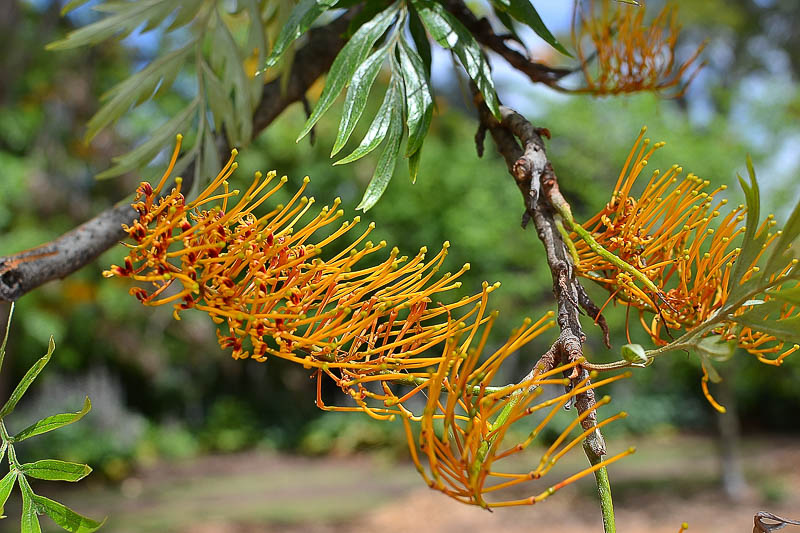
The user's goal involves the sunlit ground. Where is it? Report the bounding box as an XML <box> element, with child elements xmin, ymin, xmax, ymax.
<box><xmin>1</xmin><ymin>433</ymin><xmax>797</xmax><ymax>533</ymax></box>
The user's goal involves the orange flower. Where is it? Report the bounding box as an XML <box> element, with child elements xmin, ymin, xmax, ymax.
<box><xmin>572</xmin><ymin>0</ymin><xmax>705</xmax><ymax>96</ymax></box>
<box><xmin>104</xmin><ymin>136</ymin><xmax>500</xmax><ymax>406</ymax></box>
<box><xmin>401</xmin><ymin>311</ymin><xmax>632</xmax><ymax>507</ymax></box>
<box><xmin>573</xmin><ymin>128</ymin><xmax>799</xmax><ymax>367</ymax></box>
<box><xmin>106</xmin><ymin>136</ymin><xmax>634</xmax><ymax>507</ymax></box>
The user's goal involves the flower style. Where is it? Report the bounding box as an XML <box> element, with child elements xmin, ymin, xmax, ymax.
<box><xmin>106</xmin><ymin>135</ymin><xmax>634</xmax><ymax>507</ymax></box>
<box><xmin>104</xmin><ymin>135</ymin><xmax>502</xmax><ymax>406</ymax></box>
<box><xmin>572</xmin><ymin>0</ymin><xmax>705</xmax><ymax>96</ymax></box>
<box><xmin>401</xmin><ymin>311</ymin><xmax>632</xmax><ymax>508</ymax></box>
<box><xmin>573</xmin><ymin>128</ymin><xmax>799</xmax><ymax>370</ymax></box>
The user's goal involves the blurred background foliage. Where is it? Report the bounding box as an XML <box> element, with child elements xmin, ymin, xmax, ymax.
<box><xmin>0</xmin><ymin>0</ymin><xmax>798</xmax><ymax>489</ymax></box>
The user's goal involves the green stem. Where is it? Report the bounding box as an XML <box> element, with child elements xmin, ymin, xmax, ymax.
<box><xmin>584</xmin><ymin>442</ymin><xmax>616</xmax><ymax>533</ymax></box>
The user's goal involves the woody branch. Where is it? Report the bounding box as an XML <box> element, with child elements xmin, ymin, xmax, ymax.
<box><xmin>472</xmin><ymin>88</ymin><xmax>609</xmax><ymax>458</ymax></box>
<box><xmin>0</xmin><ymin>7</ymin><xmax>359</xmax><ymax>303</ymax></box>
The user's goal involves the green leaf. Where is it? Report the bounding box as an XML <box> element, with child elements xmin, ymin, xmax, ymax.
<box><xmin>85</xmin><ymin>42</ymin><xmax>193</xmax><ymax>142</ymax></box>
<box><xmin>297</xmin><ymin>2</ymin><xmax>401</xmax><ymax>142</ymax></box>
<box><xmin>491</xmin><ymin>0</ymin><xmax>571</xmax><ymax>56</ymax></box>
<box><xmin>408</xmin><ymin>8</ymin><xmax>432</xmax><ymax>77</ymax></box>
<box><xmin>408</xmin><ymin>146</ymin><xmax>422</xmax><ymax>184</ymax></box>
<box><xmin>728</xmin><ymin>157</ymin><xmax>767</xmax><ymax>301</ymax></box>
<box><xmin>20</xmin><ymin>478</ymin><xmax>41</xmax><ymax>533</ymax></box>
<box><xmin>335</xmin><ymin>79</ymin><xmax>399</xmax><ymax>166</ymax></box>
<box><xmin>0</xmin><ymin>301</ymin><xmax>14</xmax><ymax>375</ymax></box>
<box><xmin>201</xmin><ymin>60</ymin><xmax>235</xmax><ymax>140</ymax></box>
<box><xmin>700</xmin><ymin>355</ymin><xmax>722</xmax><ymax>383</ymax></box>
<box><xmin>492</xmin><ymin>7</ymin><xmax>523</xmax><ymax>44</ymax></box>
<box><xmin>60</xmin><ymin>0</ymin><xmax>91</xmax><ymax>15</ymax></box>
<box><xmin>763</xmin><ymin>196</ymin><xmax>800</xmax><ymax>277</ymax></box>
<box><xmin>766</xmin><ymin>286</ymin><xmax>800</xmax><ymax>306</ymax></box>
<box><xmin>412</xmin><ymin>0</ymin><xmax>500</xmax><ymax>118</ymax></box>
<box><xmin>331</xmin><ymin>45</ymin><xmax>390</xmax><ymax>156</ymax></box>
<box><xmin>14</xmin><ymin>397</ymin><xmax>92</xmax><ymax>443</ymax></box>
<box><xmin>243</xmin><ymin>0</ymin><xmax>268</xmax><ymax>105</ymax></box>
<box><xmin>47</xmin><ymin>0</ymin><xmax>175</xmax><ymax>50</ymax></box>
<box><xmin>199</xmin><ymin>127</ymin><xmax>222</xmax><ymax>194</ymax></box>
<box><xmin>398</xmin><ymin>39</ymin><xmax>433</xmax><ymax>157</ymax></box>
<box><xmin>95</xmin><ymin>99</ymin><xmax>199</xmax><ymax>179</ymax></box>
<box><xmin>733</xmin><ymin>301</ymin><xmax>800</xmax><ymax>344</ymax></box>
<box><xmin>264</xmin><ymin>0</ymin><xmax>339</xmax><ymax>69</ymax></box>
<box><xmin>212</xmin><ymin>14</ymin><xmax>254</xmax><ymax>145</ymax></box>
<box><xmin>0</xmin><ymin>471</ymin><xmax>16</xmax><ymax>516</ymax></box>
<box><xmin>0</xmin><ymin>336</ymin><xmax>55</xmax><ymax>419</ymax></box>
<box><xmin>168</xmin><ymin>0</ymin><xmax>207</xmax><ymax>31</ymax></box>
<box><xmin>695</xmin><ymin>335</ymin><xmax>736</xmax><ymax>363</ymax></box>
<box><xmin>34</xmin><ymin>495</ymin><xmax>105</xmax><ymax>533</ymax></box>
<box><xmin>21</xmin><ymin>460</ymin><xmax>92</xmax><ymax>482</ymax></box>
<box><xmin>356</xmin><ymin>75</ymin><xmax>404</xmax><ymax>212</ymax></box>
<box><xmin>621</xmin><ymin>343</ymin><xmax>647</xmax><ymax>364</ymax></box>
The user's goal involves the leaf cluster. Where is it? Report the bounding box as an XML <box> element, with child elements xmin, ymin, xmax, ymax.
<box><xmin>48</xmin><ymin>0</ymin><xmax>270</xmax><ymax>189</ymax></box>
<box><xmin>264</xmin><ymin>0</ymin><xmax>570</xmax><ymax>210</ymax></box>
<box><xmin>0</xmin><ymin>305</ymin><xmax>103</xmax><ymax>532</ymax></box>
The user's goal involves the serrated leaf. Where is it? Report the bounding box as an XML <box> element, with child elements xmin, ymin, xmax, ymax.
<box><xmin>297</xmin><ymin>2</ymin><xmax>401</xmax><ymax>142</ymax></box>
<box><xmin>331</xmin><ymin>45</ymin><xmax>390</xmax><ymax>156</ymax></box>
<box><xmin>264</xmin><ymin>0</ymin><xmax>339</xmax><ymax>69</ymax></box>
<box><xmin>20</xmin><ymin>478</ymin><xmax>41</xmax><ymax>533</ymax></box>
<box><xmin>34</xmin><ymin>495</ymin><xmax>105</xmax><ymax>533</ymax></box>
<box><xmin>695</xmin><ymin>335</ymin><xmax>736</xmax><ymax>363</ymax></box>
<box><xmin>21</xmin><ymin>460</ymin><xmax>92</xmax><ymax>482</ymax></box>
<box><xmin>412</xmin><ymin>0</ymin><xmax>500</xmax><ymax>118</ymax></box>
<box><xmin>491</xmin><ymin>0</ymin><xmax>571</xmax><ymax>56</ymax></box>
<box><xmin>728</xmin><ymin>157</ymin><xmax>767</xmax><ymax>301</ymax></box>
<box><xmin>85</xmin><ymin>42</ymin><xmax>194</xmax><ymax>142</ymax></box>
<box><xmin>47</xmin><ymin>0</ymin><xmax>174</xmax><ymax>50</ymax></box>
<box><xmin>14</xmin><ymin>397</ymin><xmax>92</xmax><ymax>443</ymax></box>
<box><xmin>399</xmin><ymin>39</ymin><xmax>433</xmax><ymax>157</ymax></box>
<box><xmin>95</xmin><ymin>99</ymin><xmax>199</xmax><ymax>179</ymax></box>
<box><xmin>408</xmin><ymin>146</ymin><xmax>422</xmax><ymax>184</ymax></box>
<box><xmin>0</xmin><ymin>471</ymin><xmax>16</xmax><ymax>516</ymax></box>
<box><xmin>0</xmin><ymin>301</ymin><xmax>14</xmax><ymax>375</ymax></box>
<box><xmin>334</xmin><ymin>76</ymin><xmax>398</xmax><ymax>166</ymax></box>
<box><xmin>621</xmin><ymin>343</ymin><xmax>647</xmax><ymax>364</ymax></box>
<box><xmin>0</xmin><ymin>336</ymin><xmax>54</xmax><ymax>419</ymax></box>
<box><xmin>356</xmin><ymin>76</ymin><xmax>403</xmax><ymax>212</ymax></box>
<box><xmin>408</xmin><ymin>8</ymin><xmax>432</xmax><ymax>77</ymax></box>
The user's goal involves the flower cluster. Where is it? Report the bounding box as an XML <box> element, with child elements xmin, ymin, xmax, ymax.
<box><xmin>573</xmin><ymin>127</ymin><xmax>799</xmax><ymax>367</ymax></box>
<box><xmin>105</xmin><ymin>135</ymin><xmax>632</xmax><ymax>507</ymax></box>
<box><xmin>572</xmin><ymin>0</ymin><xmax>705</xmax><ymax>96</ymax></box>
<box><xmin>404</xmin><ymin>313</ymin><xmax>632</xmax><ymax>508</ymax></box>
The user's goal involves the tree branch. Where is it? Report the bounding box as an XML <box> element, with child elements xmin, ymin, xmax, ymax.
<box><xmin>444</xmin><ymin>0</ymin><xmax>575</xmax><ymax>87</ymax></box>
<box><xmin>0</xmin><ymin>9</ymin><xmax>358</xmax><ymax>303</ymax></box>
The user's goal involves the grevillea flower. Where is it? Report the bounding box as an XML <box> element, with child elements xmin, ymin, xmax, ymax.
<box><xmin>573</xmin><ymin>128</ymin><xmax>799</xmax><ymax>370</ymax></box>
<box><xmin>104</xmin><ymin>135</ymin><xmax>497</xmax><ymax>404</ymax></box>
<box><xmin>106</xmin><ymin>135</ymin><xmax>633</xmax><ymax>507</ymax></box>
<box><xmin>572</xmin><ymin>0</ymin><xmax>705</xmax><ymax>96</ymax></box>
<box><xmin>402</xmin><ymin>311</ymin><xmax>632</xmax><ymax>508</ymax></box>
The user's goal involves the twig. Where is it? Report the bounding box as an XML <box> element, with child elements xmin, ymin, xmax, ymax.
<box><xmin>472</xmin><ymin>87</ymin><xmax>617</xmax><ymax>530</ymax></box>
<box><xmin>444</xmin><ymin>0</ymin><xmax>575</xmax><ymax>88</ymax></box>
<box><xmin>0</xmin><ymin>8</ymin><xmax>359</xmax><ymax>303</ymax></box>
